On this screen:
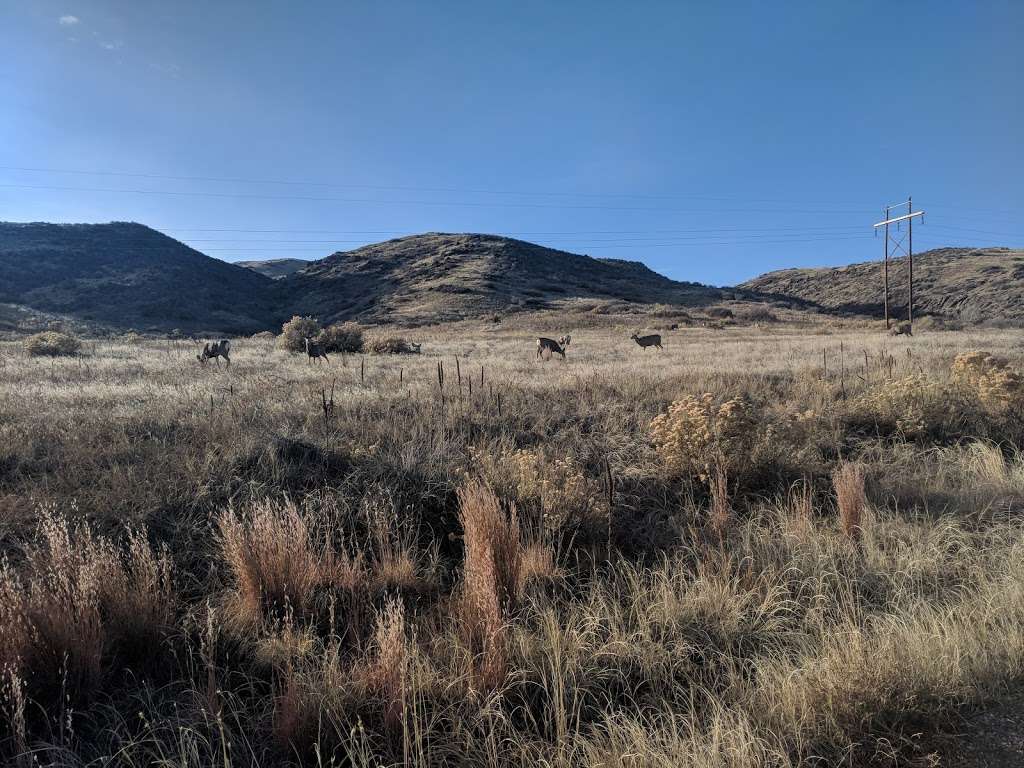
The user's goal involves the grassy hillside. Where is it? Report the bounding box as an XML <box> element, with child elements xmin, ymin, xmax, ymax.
<box><xmin>742</xmin><ymin>247</ymin><xmax>1024</xmax><ymax>325</ymax></box>
<box><xmin>281</xmin><ymin>232</ymin><xmax>729</xmax><ymax>325</ymax></box>
<box><xmin>236</xmin><ymin>257</ymin><xmax>310</xmax><ymax>279</ymax></box>
<box><xmin>0</xmin><ymin>222</ymin><xmax>279</xmax><ymax>334</ymax></box>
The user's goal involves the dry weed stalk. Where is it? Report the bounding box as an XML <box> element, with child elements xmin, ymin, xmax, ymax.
<box><xmin>456</xmin><ymin>480</ymin><xmax>521</xmax><ymax>692</ymax></box>
<box><xmin>708</xmin><ymin>461</ymin><xmax>732</xmax><ymax>544</ymax></box>
<box><xmin>368</xmin><ymin>597</ymin><xmax>409</xmax><ymax>734</ymax></box>
<box><xmin>832</xmin><ymin>462</ymin><xmax>866</xmax><ymax>543</ymax></box>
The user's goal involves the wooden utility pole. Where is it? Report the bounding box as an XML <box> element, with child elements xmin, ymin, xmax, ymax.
<box><xmin>874</xmin><ymin>199</ymin><xmax>924</xmax><ymax>327</ymax></box>
<box><xmin>907</xmin><ymin>197</ymin><xmax>914</xmax><ymax>325</ymax></box>
<box><xmin>883</xmin><ymin>205</ymin><xmax>891</xmax><ymax>328</ymax></box>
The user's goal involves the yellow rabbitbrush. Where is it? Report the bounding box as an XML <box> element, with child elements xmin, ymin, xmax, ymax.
<box><xmin>649</xmin><ymin>393</ymin><xmax>758</xmax><ymax>483</ymax></box>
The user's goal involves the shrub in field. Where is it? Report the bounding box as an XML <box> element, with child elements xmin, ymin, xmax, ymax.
<box><xmin>318</xmin><ymin>322</ymin><xmax>364</xmax><ymax>353</ymax></box>
<box><xmin>952</xmin><ymin>351</ymin><xmax>1024</xmax><ymax>413</ymax></box>
<box><xmin>22</xmin><ymin>331</ymin><xmax>81</xmax><ymax>357</ymax></box>
<box><xmin>650</xmin><ymin>393</ymin><xmax>758</xmax><ymax>482</ymax></box>
<box><xmin>277</xmin><ymin>315</ymin><xmax>322</xmax><ymax>352</ymax></box>
<box><xmin>510</xmin><ymin>449</ymin><xmax>591</xmax><ymax>534</ymax></box>
<box><xmin>848</xmin><ymin>374</ymin><xmax>948</xmax><ymax>438</ymax></box>
<box><xmin>738</xmin><ymin>305</ymin><xmax>779</xmax><ymax>323</ymax></box>
<box><xmin>366</xmin><ymin>335</ymin><xmax>418</xmax><ymax>355</ymax></box>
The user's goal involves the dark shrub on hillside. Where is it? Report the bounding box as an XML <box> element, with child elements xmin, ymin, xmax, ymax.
<box><xmin>23</xmin><ymin>331</ymin><xmax>81</xmax><ymax>357</ymax></box>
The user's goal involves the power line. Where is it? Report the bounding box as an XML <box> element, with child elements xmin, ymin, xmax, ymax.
<box><xmin>0</xmin><ymin>182</ymin><xmax>876</xmax><ymax>214</ymax></box>
<box><xmin>3</xmin><ymin>164</ymin><xmax>1019</xmax><ymax>218</ymax></box>
<box><xmin>161</xmin><ymin>224</ymin><xmax>867</xmax><ymax>235</ymax></box>
<box><xmin>926</xmin><ymin>223</ymin><xmax>1024</xmax><ymax>240</ymax></box>
<box><xmin>0</xmin><ymin>164</ymin><xmax>883</xmax><ymax>207</ymax></box>
<box><xmin>181</xmin><ymin>229</ymin><xmax>867</xmax><ymax>244</ymax></box>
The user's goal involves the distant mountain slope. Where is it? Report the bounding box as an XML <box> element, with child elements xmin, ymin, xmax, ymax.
<box><xmin>741</xmin><ymin>247</ymin><xmax>1024</xmax><ymax>324</ymax></box>
<box><xmin>236</xmin><ymin>258</ymin><xmax>309</xmax><ymax>279</ymax></box>
<box><xmin>280</xmin><ymin>232</ymin><xmax>725</xmax><ymax>324</ymax></box>
<box><xmin>0</xmin><ymin>222</ymin><xmax>279</xmax><ymax>333</ymax></box>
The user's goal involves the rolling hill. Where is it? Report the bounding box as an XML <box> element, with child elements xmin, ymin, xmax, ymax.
<box><xmin>280</xmin><ymin>232</ymin><xmax>726</xmax><ymax>325</ymax></box>
<box><xmin>741</xmin><ymin>247</ymin><xmax>1024</xmax><ymax>325</ymax></box>
<box><xmin>0</xmin><ymin>222</ymin><xmax>279</xmax><ymax>334</ymax></box>
<box><xmin>236</xmin><ymin>257</ymin><xmax>309</xmax><ymax>279</ymax></box>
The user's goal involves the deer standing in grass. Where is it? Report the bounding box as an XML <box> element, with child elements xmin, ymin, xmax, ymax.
<box><xmin>537</xmin><ymin>335</ymin><xmax>571</xmax><ymax>360</ymax></box>
<box><xmin>197</xmin><ymin>339</ymin><xmax>231</xmax><ymax>366</ymax></box>
<box><xmin>304</xmin><ymin>337</ymin><xmax>330</xmax><ymax>363</ymax></box>
<box><xmin>630</xmin><ymin>332</ymin><xmax>663</xmax><ymax>350</ymax></box>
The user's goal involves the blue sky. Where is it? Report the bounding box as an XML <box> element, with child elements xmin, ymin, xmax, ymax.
<box><xmin>2</xmin><ymin>1</ymin><xmax>1021</xmax><ymax>285</ymax></box>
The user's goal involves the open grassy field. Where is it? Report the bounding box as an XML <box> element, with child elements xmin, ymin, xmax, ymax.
<box><xmin>3</xmin><ymin>319</ymin><xmax>1024</xmax><ymax>766</ymax></box>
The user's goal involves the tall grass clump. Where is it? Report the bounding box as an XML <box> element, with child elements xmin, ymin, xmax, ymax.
<box><xmin>366</xmin><ymin>597</ymin><xmax>409</xmax><ymax>734</ymax></box>
<box><xmin>832</xmin><ymin>462</ymin><xmax>866</xmax><ymax>542</ymax></box>
<box><xmin>456</xmin><ymin>480</ymin><xmax>521</xmax><ymax>692</ymax></box>
<box><xmin>218</xmin><ymin>500</ymin><xmax>325</xmax><ymax>627</ymax></box>
<box><xmin>0</xmin><ymin>510</ymin><xmax>173</xmax><ymax>705</ymax></box>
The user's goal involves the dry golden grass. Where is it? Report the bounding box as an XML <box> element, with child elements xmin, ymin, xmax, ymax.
<box><xmin>832</xmin><ymin>462</ymin><xmax>867</xmax><ymax>543</ymax></box>
<box><xmin>1</xmin><ymin>320</ymin><xmax>1024</xmax><ymax>765</ymax></box>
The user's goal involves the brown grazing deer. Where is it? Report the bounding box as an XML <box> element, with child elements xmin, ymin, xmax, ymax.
<box><xmin>537</xmin><ymin>335</ymin><xmax>571</xmax><ymax>360</ymax></box>
<box><xmin>197</xmin><ymin>339</ymin><xmax>231</xmax><ymax>365</ymax></box>
<box><xmin>630</xmin><ymin>332</ymin><xmax>663</xmax><ymax>350</ymax></box>
<box><xmin>304</xmin><ymin>337</ymin><xmax>330</xmax><ymax>363</ymax></box>
<box><xmin>889</xmin><ymin>321</ymin><xmax>913</xmax><ymax>337</ymax></box>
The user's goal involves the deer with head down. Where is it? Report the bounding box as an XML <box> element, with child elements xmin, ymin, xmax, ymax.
<box><xmin>630</xmin><ymin>331</ymin><xmax>663</xmax><ymax>350</ymax></box>
<box><xmin>197</xmin><ymin>339</ymin><xmax>231</xmax><ymax>366</ymax></box>
<box><xmin>537</xmin><ymin>334</ymin><xmax>571</xmax><ymax>360</ymax></box>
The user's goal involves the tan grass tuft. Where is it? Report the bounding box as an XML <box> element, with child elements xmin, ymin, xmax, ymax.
<box><xmin>832</xmin><ymin>462</ymin><xmax>866</xmax><ymax>543</ymax></box>
<box><xmin>218</xmin><ymin>499</ymin><xmax>324</xmax><ymax>627</ymax></box>
<box><xmin>707</xmin><ymin>462</ymin><xmax>732</xmax><ymax>544</ymax></box>
<box><xmin>367</xmin><ymin>597</ymin><xmax>409</xmax><ymax>734</ymax></box>
<box><xmin>456</xmin><ymin>480</ymin><xmax>521</xmax><ymax>692</ymax></box>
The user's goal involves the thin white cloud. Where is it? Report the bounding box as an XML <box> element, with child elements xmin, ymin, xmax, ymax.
<box><xmin>58</xmin><ymin>15</ymin><xmax>79</xmax><ymax>26</ymax></box>
<box><xmin>150</xmin><ymin>61</ymin><xmax>182</xmax><ymax>77</ymax></box>
<box><xmin>100</xmin><ymin>40</ymin><xmax>123</xmax><ymax>51</ymax></box>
